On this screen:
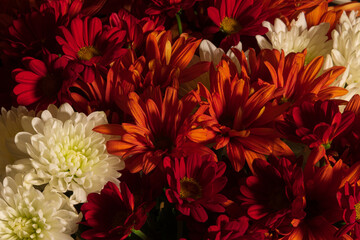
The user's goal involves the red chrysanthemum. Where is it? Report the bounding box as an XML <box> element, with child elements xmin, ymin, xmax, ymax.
<box><xmin>283</xmin><ymin>160</ymin><xmax>360</xmax><ymax>240</ymax></box>
<box><xmin>206</xmin><ymin>215</ymin><xmax>249</xmax><ymax>240</ymax></box>
<box><xmin>12</xmin><ymin>52</ymin><xmax>83</xmax><ymax>110</ymax></box>
<box><xmin>164</xmin><ymin>154</ymin><xmax>228</xmax><ymax>222</ymax></box>
<box><xmin>80</xmin><ymin>181</ymin><xmax>148</xmax><ymax>240</ymax></box>
<box><xmin>145</xmin><ymin>0</ymin><xmax>203</xmax><ymax>17</ymax></box>
<box><xmin>336</xmin><ymin>181</ymin><xmax>360</xmax><ymax>239</ymax></box>
<box><xmin>239</xmin><ymin>157</ymin><xmax>306</xmax><ymax>231</ymax></box>
<box><xmin>109</xmin><ymin>9</ymin><xmax>164</xmax><ymax>50</ymax></box>
<box><xmin>4</xmin><ymin>10</ymin><xmax>60</xmax><ymax>58</ymax></box>
<box><xmin>276</xmin><ymin>100</ymin><xmax>355</xmax><ymax>162</ymax></box>
<box><xmin>188</xmin><ymin>60</ymin><xmax>292</xmax><ymax>172</ymax></box>
<box><xmin>56</xmin><ymin>16</ymin><xmax>126</xmax><ymax>83</ymax></box>
<box><xmin>39</xmin><ymin>0</ymin><xmax>83</xmax><ymax>25</ymax></box>
<box><xmin>94</xmin><ymin>86</ymin><xmax>214</xmax><ymax>174</ymax></box>
<box><xmin>332</xmin><ymin>95</ymin><xmax>360</xmax><ymax>166</ymax></box>
<box><xmin>206</xmin><ymin>0</ymin><xmax>268</xmax><ymax>50</ymax></box>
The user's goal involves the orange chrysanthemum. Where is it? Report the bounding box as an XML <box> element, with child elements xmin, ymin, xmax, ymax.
<box><xmin>235</xmin><ymin>48</ymin><xmax>347</xmax><ymax>106</ymax></box>
<box><xmin>188</xmin><ymin>59</ymin><xmax>293</xmax><ymax>172</ymax></box>
<box><xmin>94</xmin><ymin>86</ymin><xmax>214</xmax><ymax>174</ymax></box>
<box><xmin>145</xmin><ymin>31</ymin><xmax>210</xmax><ymax>89</ymax></box>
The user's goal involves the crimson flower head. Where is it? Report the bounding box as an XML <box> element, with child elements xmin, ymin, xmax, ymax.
<box><xmin>336</xmin><ymin>181</ymin><xmax>360</xmax><ymax>239</ymax></box>
<box><xmin>56</xmin><ymin>16</ymin><xmax>127</xmax><ymax>83</ymax></box>
<box><xmin>284</xmin><ymin>160</ymin><xmax>360</xmax><ymax>240</ymax></box>
<box><xmin>109</xmin><ymin>9</ymin><xmax>164</xmax><ymax>50</ymax></box>
<box><xmin>164</xmin><ymin>154</ymin><xmax>228</xmax><ymax>222</ymax></box>
<box><xmin>239</xmin><ymin>157</ymin><xmax>306</xmax><ymax>230</ymax></box>
<box><xmin>12</xmin><ymin>52</ymin><xmax>83</xmax><ymax>110</ymax></box>
<box><xmin>206</xmin><ymin>0</ymin><xmax>268</xmax><ymax>50</ymax></box>
<box><xmin>145</xmin><ymin>0</ymin><xmax>203</xmax><ymax>17</ymax></box>
<box><xmin>4</xmin><ymin>11</ymin><xmax>59</xmax><ymax>58</ymax></box>
<box><xmin>206</xmin><ymin>215</ymin><xmax>249</xmax><ymax>240</ymax></box>
<box><xmin>80</xmin><ymin>181</ymin><xmax>148</xmax><ymax>240</ymax></box>
<box><xmin>276</xmin><ymin>100</ymin><xmax>355</xmax><ymax>150</ymax></box>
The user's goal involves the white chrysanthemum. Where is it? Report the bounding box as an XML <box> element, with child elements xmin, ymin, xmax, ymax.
<box><xmin>0</xmin><ymin>175</ymin><xmax>80</xmax><ymax>240</ymax></box>
<box><xmin>324</xmin><ymin>11</ymin><xmax>360</xmax><ymax>101</ymax></box>
<box><xmin>199</xmin><ymin>39</ymin><xmax>243</xmax><ymax>72</ymax></box>
<box><xmin>0</xmin><ymin>106</ymin><xmax>35</xmax><ymax>179</ymax></box>
<box><xmin>10</xmin><ymin>103</ymin><xmax>124</xmax><ymax>204</ymax></box>
<box><xmin>256</xmin><ymin>12</ymin><xmax>332</xmax><ymax>63</ymax></box>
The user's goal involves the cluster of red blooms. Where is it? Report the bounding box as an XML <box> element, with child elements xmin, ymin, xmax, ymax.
<box><xmin>2</xmin><ymin>0</ymin><xmax>360</xmax><ymax>239</ymax></box>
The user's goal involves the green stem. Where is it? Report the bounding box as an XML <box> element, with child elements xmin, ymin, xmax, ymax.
<box><xmin>175</xmin><ymin>12</ymin><xmax>183</xmax><ymax>35</ymax></box>
<box><xmin>131</xmin><ymin>229</ymin><xmax>148</xmax><ymax>240</ymax></box>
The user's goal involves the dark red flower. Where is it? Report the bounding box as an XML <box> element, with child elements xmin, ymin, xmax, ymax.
<box><xmin>206</xmin><ymin>0</ymin><xmax>268</xmax><ymax>50</ymax></box>
<box><xmin>239</xmin><ymin>157</ymin><xmax>306</xmax><ymax>231</ymax></box>
<box><xmin>4</xmin><ymin>11</ymin><xmax>59</xmax><ymax>58</ymax></box>
<box><xmin>336</xmin><ymin>181</ymin><xmax>360</xmax><ymax>239</ymax></box>
<box><xmin>206</xmin><ymin>215</ymin><xmax>249</xmax><ymax>240</ymax></box>
<box><xmin>80</xmin><ymin>181</ymin><xmax>148</xmax><ymax>240</ymax></box>
<box><xmin>276</xmin><ymin>100</ymin><xmax>355</xmax><ymax>151</ymax></box>
<box><xmin>12</xmin><ymin>52</ymin><xmax>83</xmax><ymax>110</ymax></box>
<box><xmin>56</xmin><ymin>16</ymin><xmax>127</xmax><ymax>83</ymax></box>
<box><xmin>145</xmin><ymin>0</ymin><xmax>203</xmax><ymax>17</ymax></box>
<box><xmin>283</xmin><ymin>160</ymin><xmax>360</xmax><ymax>240</ymax></box>
<box><xmin>109</xmin><ymin>9</ymin><xmax>164</xmax><ymax>50</ymax></box>
<box><xmin>39</xmin><ymin>0</ymin><xmax>83</xmax><ymax>25</ymax></box>
<box><xmin>331</xmin><ymin>95</ymin><xmax>360</xmax><ymax>166</ymax></box>
<box><xmin>163</xmin><ymin>154</ymin><xmax>228</xmax><ymax>222</ymax></box>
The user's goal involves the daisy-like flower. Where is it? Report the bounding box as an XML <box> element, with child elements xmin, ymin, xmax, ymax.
<box><xmin>94</xmin><ymin>86</ymin><xmax>214</xmax><ymax>174</ymax></box>
<box><xmin>188</xmin><ymin>60</ymin><xmax>292</xmax><ymax>172</ymax></box>
<box><xmin>239</xmin><ymin>157</ymin><xmax>306</xmax><ymax>230</ymax></box>
<box><xmin>0</xmin><ymin>175</ymin><xmax>80</xmax><ymax>240</ymax></box>
<box><xmin>284</xmin><ymin>160</ymin><xmax>360</xmax><ymax>240</ymax></box>
<box><xmin>109</xmin><ymin>9</ymin><xmax>164</xmax><ymax>50</ymax></box>
<box><xmin>56</xmin><ymin>16</ymin><xmax>127</xmax><ymax>83</ymax></box>
<box><xmin>236</xmin><ymin>48</ymin><xmax>348</xmax><ymax>105</ymax></box>
<box><xmin>164</xmin><ymin>154</ymin><xmax>228</xmax><ymax>222</ymax></box>
<box><xmin>0</xmin><ymin>106</ymin><xmax>34</xmax><ymax>179</ymax></box>
<box><xmin>324</xmin><ymin>11</ymin><xmax>360</xmax><ymax>101</ymax></box>
<box><xmin>256</xmin><ymin>12</ymin><xmax>332</xmax><ymax>63</ymax></box>
<box><xmin>336</xmin><ymin>181</ymin><xmax>360</xmax><ymax>239</ymax></box>
<box><xmin>206</xmin><ymin>0</ymin><xmax>268</xmax><ymax>50</ymax></box>
<box><xmin>11</xmin><ymin>103</ymin><xmax>124</xmax><ymax>204</ymax></box>
<box><xmin>276</xmin><ymin>100</ymin><xmax>355</xmax><ymax>160</ymax></box>
<box><xmin>80</xmin><ymin>181</ymin><xmax>148</xmax><ymax>240</ymax></box>
<box><xmin>12</xmin><ymin>52</ymin><xmax>83</xmax><ymax>110</ymax></box>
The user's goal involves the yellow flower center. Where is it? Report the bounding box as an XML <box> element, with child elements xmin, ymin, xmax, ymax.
<box><xmin>180</xmin><ymin>177</ymin><xmax>202</xmax><ymax>200</ymax></box>
<box><xmin>220</xmin><ymin>17</ymin><xmax>242</xmax><ymax>35</ymax></box>
<box><xmin>77</xmin><ymin>46</ymin><xmax>100</xmax><ymax>61</ymax></box>
<box><xmin>355</xmin><ymin>201</ymin><xmax>360</xmax><ymax>221</ymax></box>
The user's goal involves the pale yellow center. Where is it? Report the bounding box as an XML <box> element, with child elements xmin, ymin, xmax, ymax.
<box><xmin>220</xmin><ymin>17</ymin><xmax>242</xmax><ymax>35</ymax></box>
<box><xmin>77</xmin><ymin>46</ymin><xmax>100</xmax><ymax>61</ymax></box>
<box><xmin>180</xmin><ymin>177</ymin><xmax>202</xmax><ymax>200</ymax></box>
<box><xmin>355</xmin><ymin>201</ymin><xmax>360</xmax><ymax>221</ymax></box>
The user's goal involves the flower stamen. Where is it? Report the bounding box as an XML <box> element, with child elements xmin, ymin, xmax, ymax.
<box><xmin>220</xmin><ymin>17</ymin><xmax>242</xmax><ymax>35</ymax></box>
<box><xmin>180</xmin><ymin>177</ymin><xmax>202</xmax><ymax>200</ymax></box>
<box><xmin>77</xmin><ymin>46</ymin><xmax>100</xmax><ymax>61</ymax></box>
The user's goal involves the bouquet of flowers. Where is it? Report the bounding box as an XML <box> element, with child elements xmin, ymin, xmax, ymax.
<box><xmin>1</xmin><ymin>0</ymin><xmax>360</xmax><ymax>239</ymax></box>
